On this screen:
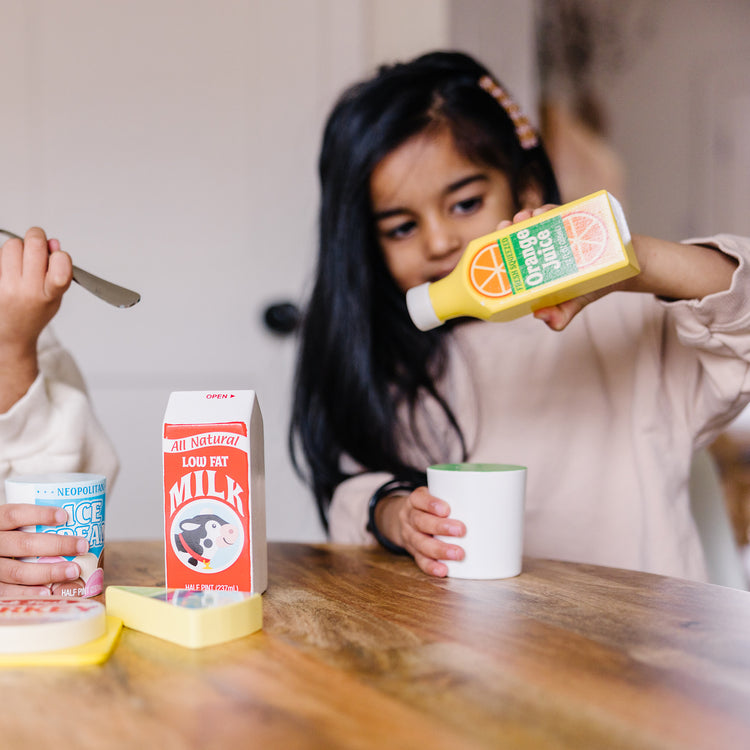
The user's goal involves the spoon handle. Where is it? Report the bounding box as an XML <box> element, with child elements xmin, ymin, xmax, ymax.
<box><xmin>0</xmin><ymin>228</ymin><xmax>140</xmax><ymax>308</ymax></box>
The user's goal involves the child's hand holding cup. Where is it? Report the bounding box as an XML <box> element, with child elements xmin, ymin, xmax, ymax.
<box><xmin>428</xmin><ymin>463</ymin><xmax>526</xmax><ymax>579</ymax></box>
<box><xmin>4</xmin><ymin>473</ymin><xmax>106</xmax><ymax>597</ymax></box>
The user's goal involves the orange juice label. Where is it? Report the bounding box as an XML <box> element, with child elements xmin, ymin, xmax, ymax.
<box><xmin>469</xmin><ymin>194</ymin><xmax>625</xmax><ymax>299</ymax></box>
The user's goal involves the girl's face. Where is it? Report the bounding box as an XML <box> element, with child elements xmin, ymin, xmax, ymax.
<box><xmin>370</xmin><ymin>125</ymin><xmax>538</xmax><ymax>292</ymax></box>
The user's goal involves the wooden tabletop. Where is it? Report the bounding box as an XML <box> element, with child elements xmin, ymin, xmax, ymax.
<box><xmin>1</xmin><ymin>541</ymin><xmax>750</xmax><ymax>749</ymax></box>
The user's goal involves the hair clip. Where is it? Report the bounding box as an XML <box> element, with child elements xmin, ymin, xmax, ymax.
<box><xmin>478</xmin><ymin>75</ymin><xmax>540</xmax><ymax>150</ymax></box>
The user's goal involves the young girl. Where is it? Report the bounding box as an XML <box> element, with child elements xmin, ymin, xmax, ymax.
<box><xmin>290</xmin><ymin>51</ymin><xmax>749</xmax><ymax>582</ymax></box>
<box><xmin>0</xmin><ymin>227</ymin><xmax>118</xmax><ymax>596</ymax></box>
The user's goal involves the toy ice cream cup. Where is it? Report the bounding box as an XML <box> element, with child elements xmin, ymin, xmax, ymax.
<box><xmin>4</xmin><ymin>473</ymin><xmax>106</xmax><ymax>597</ymax></box>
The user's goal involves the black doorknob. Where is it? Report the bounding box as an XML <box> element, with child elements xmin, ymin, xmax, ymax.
<box><xmin>263</xmin><ymin>302</ymin><xmax>301</xmax><ymax>335</ymax></box>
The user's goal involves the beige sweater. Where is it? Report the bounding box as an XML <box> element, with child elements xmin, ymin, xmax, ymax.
<box><xmin>0</xmin><ymin>327</ymin><xmax>118</xmax><ymax>501</ymax></box>
<box><xmin>329</xmin><ymin>235</ymin><xmax>750</xmax><ymax>582</ymax></box>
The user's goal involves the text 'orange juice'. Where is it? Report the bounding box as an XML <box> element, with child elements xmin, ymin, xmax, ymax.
<box><xmin>406</xmin><ymin>190</ymin><xmax>639</xmax><ymax>329</ymax></box>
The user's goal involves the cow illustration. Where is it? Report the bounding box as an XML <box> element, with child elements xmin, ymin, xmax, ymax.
<box><xmin>174</xmin><ymin>513</ymin><xmax>239</xmax><ymax>569</ymax></box>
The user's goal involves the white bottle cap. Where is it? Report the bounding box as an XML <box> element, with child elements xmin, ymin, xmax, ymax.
<box><xmin>406</xmin><ymin>283</ymin><xmax>442</xmax><ymax>331</ymax></box>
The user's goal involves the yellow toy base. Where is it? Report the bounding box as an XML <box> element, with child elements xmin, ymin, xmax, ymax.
<box><xmin>0</xmin><ymin>615</ymin><xmax>122</xmax><ymax>667</ymax></box>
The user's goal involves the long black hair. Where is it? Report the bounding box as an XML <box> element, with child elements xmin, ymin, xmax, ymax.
<box><xmin>291</xmin><ymin>51</ymin><xmax>560</xmax><ymax>530</ymax></box>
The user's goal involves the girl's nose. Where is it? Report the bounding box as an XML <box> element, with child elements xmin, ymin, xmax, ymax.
<box><xmin>424</xmin><ymin>218</ymin><xmax>461</xmax><ymax>260</ymax></box>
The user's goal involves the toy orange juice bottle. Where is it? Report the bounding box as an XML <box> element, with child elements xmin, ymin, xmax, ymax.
<box><xmin>162</xmin><ymin>390</ymin><xmax>267</xmax><ymax>594</ymax></box>
<box><xmin>406</xmin><ymin>190</ymin><xmax>639</xmax><ymax>330</ymax></box>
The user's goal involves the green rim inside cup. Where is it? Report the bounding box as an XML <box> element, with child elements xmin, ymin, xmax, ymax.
<box><xmin>429</xmin><ymin>463</ymin><xmax>526</xmax><ymax>472</ymax></box>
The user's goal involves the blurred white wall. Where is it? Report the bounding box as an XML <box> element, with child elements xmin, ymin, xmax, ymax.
<box><xmin>591</xmin><ymin>0</ymin><xmax>750</xmax><ymax>240</ymax></box>
<box><xmin>2</xmin><ymin>0</ymin><xmax>358</xmax><ymax>542</ymax></box>
<box><xmin>0</xmin><ymin>0</ymin><xmax>534</xmax><ymax>541</ymax></box>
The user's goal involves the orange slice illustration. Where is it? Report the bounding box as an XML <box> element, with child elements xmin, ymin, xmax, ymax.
<box><xmin>562</xmin><ymin>211</ymin><xmax>608</xmax><ymax>268</ymax></box>
<box><xmin>469</xmin><ymin>242</ymin><xmax>512</xmax><ymax>298</ymax></box>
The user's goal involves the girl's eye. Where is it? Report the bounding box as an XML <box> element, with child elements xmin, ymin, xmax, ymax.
<box><xmin>453</xmin><ymin>196</ymin><xmax>483</xmax><ymax>215</ymax></box>
<box><xmin>383</xmin><ymin>220</ymin><xmax>417</xmax><ymax>240</ymax></box>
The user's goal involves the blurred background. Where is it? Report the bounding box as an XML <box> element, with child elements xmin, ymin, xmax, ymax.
<box><xmin>1</xmin><ymin>0</ymin><xmax>749</xmax><ymax>557</ymax></box>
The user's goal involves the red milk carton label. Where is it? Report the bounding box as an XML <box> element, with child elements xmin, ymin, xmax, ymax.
<box><xmin>163</xmin><ymin>391</ymin><xmax>267</xmax><ymax>594</ymax></box>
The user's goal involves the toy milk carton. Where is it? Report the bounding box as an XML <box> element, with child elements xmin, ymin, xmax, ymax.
<box><xmin>162</xmin><ymin>391</ymin><xmax>267</xmax><ymax>594</ymax></box>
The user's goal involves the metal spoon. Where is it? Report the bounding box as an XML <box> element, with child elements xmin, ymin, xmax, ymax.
<box><xmin>0</xmin><ymin>228</ymin><xmax>140</xmax><ymax>308</ymax></box>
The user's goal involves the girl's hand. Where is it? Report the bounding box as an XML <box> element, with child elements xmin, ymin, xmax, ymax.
<box><xmin>532</xmin><ymin>291</ymin><xmax>609</xmax><ymax>331</ymax></box>
<box><xmin>0</xmin><ymin>227</ymin><xmax>73</xmax><ymax>411</ymax></box>
<box><xmin>0</xmin><ymin>503</ymin><xmax>87</xmax><ymax>597</ymax></box>
<box><xmin>375</xmin><ymin>486</ymin><xmax>466</xmax><ymax>577</ymax></box>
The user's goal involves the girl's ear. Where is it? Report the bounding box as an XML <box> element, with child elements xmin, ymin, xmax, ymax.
<box><xmin>519</xmin><ymin>180</ymin><xmax>545</xmax><ymax>210</ymax></box>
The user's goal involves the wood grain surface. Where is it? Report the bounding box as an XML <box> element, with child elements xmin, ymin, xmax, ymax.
<box><xmin>1</xmin><ymin>541</ymin><xmax>748</xmax><ymax>750</ymax></box>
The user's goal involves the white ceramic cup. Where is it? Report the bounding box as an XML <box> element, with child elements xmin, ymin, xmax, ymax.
<box><xmin>428</xmin><ymin>463</ymin><xmax>526</xmax><ymax>579</ymax></box>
